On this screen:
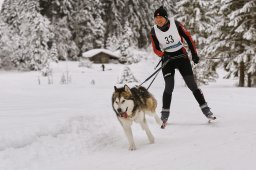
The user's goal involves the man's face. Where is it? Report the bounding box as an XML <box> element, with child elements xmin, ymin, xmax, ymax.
<box><xmin>154</xmin><ymin>16</ymin><xmax>167</xmax><ymax>27</ymax></box>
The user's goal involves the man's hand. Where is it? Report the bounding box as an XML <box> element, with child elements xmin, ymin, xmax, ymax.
<box><xmin>192</xmin><ymin>54</ymin><xmax>199</xmax><ymax>64</ymax></box>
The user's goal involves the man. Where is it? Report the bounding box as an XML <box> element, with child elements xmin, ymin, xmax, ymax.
<box><xmin>150</xmin><ymin>6</ymin><xmax>216</xmax><ymax>129</ymax></box>
<box><xmin>101</xmin><ymin>64</ymin><xmax>105</xmax><ymax>71</ymax></box>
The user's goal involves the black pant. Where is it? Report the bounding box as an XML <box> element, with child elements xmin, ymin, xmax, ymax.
<box><xmin>161</xmin><ymin>49</ymin><xmax>206</xmax><ymax>110</ymax></box>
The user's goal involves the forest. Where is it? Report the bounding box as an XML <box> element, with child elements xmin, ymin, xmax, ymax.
<box><xmin>0</xmin><ymin>0</ymin><xmax>255</xmax><ymax>87</ymax></box>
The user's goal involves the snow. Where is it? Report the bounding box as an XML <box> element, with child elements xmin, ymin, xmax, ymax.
<box><xmin>0</xmin><ymin>58</ymin><xmax>256</xmax><ymax>170</ymax></box>
<box><xmin>82</xmin><ymin>48</ymin><xmax>120</xmax><ymax>59</ymax></box>
<box><xmin>0</xmin><ymin>0</ymin><xmax>3</xmax><ymax>10</ymax></box>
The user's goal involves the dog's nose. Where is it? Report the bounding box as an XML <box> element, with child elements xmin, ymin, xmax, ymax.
<box><xmin>117</xmin><ymin>108</ymin><xmax>122</xmax><ymax>113</ymax></box>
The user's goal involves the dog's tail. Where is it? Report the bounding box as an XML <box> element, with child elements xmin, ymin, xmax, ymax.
<box><xmin>154</xmin><ymin>113</ymin><xmax>162</xmax><ymax>125</ymax></box>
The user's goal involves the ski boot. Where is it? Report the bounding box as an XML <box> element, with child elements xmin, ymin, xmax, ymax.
<box><xmin>161</xmin><ymin>109</ymin><xmax>169</xmax><ymax>129</ymax></box>
<box><xmin>200</xmin><ymin>103</ymin><xmax>216</xmax><ymax>122</ymax></box>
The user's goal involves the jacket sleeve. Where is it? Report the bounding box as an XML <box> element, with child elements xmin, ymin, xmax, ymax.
<box><xmin>150</xmin><ymin>28</ymin><xmax>164</xmax><ymax>57</ymax></box>
<box><xmin>175</xmin><ymin>20</ymin><xmax>198</xmax><ymax>57</ymax></box>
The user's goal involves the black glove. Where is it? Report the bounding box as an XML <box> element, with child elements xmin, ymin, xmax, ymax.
<box><xmin>192</xmin><ymin>54</ymin><xmax>199</xmax><ymax>64</ymax></box>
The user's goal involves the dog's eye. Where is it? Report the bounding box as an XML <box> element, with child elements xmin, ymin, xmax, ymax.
<box><xmin>121</xmin><ymin>100</ymin><xmax>125</xmax><ymax>103</ymax></box>
<box><xmin>115</xmin><ymin>101</ymin><xmax>118</xmax><ymax>104</ymax></box>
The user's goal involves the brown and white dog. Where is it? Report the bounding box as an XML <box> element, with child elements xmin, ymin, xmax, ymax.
<box><xmin>112</xmin><ymin>85</ymin><xmax>162</xmax><ymax>150</ymax></box>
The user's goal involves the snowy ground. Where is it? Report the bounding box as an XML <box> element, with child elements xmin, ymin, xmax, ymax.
<box><xmin>0</xmin><ymin>57</ymin><xmax>256</xmax><ymax>170</ymax></box>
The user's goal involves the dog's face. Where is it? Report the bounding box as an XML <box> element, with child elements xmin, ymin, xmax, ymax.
<box><xmin>112</xmin><ymin>85</ymin><xmax>134</xmax><ymax>115</ymax></box>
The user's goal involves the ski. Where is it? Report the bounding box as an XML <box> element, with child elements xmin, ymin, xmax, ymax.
<box><xmin>161</xmin><ymin>120</ymin><xmax>167</xmax><ymax>129</ymax></box>
<box><xmin>207</xmin><ymin>115</ymin><xmax>217</xmax><ymax>123</ymax></box>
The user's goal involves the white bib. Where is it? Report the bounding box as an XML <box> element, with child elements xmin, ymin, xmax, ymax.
<box><xmin>154</xmin><ymin>17</ymin><xmax>183</xmax><ymax>52</ymax></box>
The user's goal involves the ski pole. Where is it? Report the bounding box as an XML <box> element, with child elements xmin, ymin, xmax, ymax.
<box><xmin>154</xmin><ymin>58</ymin><xmax>162</xmax><ymax>70</ymax></box>
<box><xmin>139</xmin><ymin>60</ymin><xmax>168</xmax><ymax>86</ymax></box>
<box><xmin>147</xmin><ymin>70</ymin><xmax>161</xmax><ymax>90</ymax></box>
<box><xmin>140</xmin><ymin>54</ymin><xmax>187</xmax><ymax>87</ymax></box>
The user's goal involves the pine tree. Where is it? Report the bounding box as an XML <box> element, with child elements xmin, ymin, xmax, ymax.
<box><xmin>226</xmin><ymin>0</ymin><xmax>256</xmax><ymax>87</ymax></box>
<box><xmin>1</xmin><ymin>0</ymin><xmax>21</xmax><ymax>28</ymax></box>
<box><xmin>1</xmin><ymin>0</ymin><xmax>56</xmax><ymax>70</ymax></box>
<box><xmin>176</xmin><ymin>0</ymin><xmax>213</xmax><ymax>48</ymax></box>
<box><xmin>93</xmin><ymin>15</ymin><xmax>105</xmax><ymax>49</ymax></box>
<box><xmin>106</xmin><ymin>33</ymin><xmax>121</xmax><ymax>51</ymax></box>
<box><xmin>104</xmin><ymin>0</ymin><xmax>157</xmax><ymax>51</ymax></box>
<box><xmin>150</xmin><ymin>0</ymin><xmax>178</xmax><ymax>16</ymax></box>
<box><xmin>0</xmin><ymin>16</ymin><xmax>15</xmax><ymax>69</ymax></box>
<box><xmin>176</xmin><ymin>0</ymin><xmax>218</xmax><ymax>84</ymax></box>
<box><xmin>118</xmin><ymin>66</ymin><xmax>138</xmax><ymax>84</ymax></box>
<box><xmin>39</xmin><ymin>0</ymin><xmax>79</xmax><ymax>60</ymax></box>
<box><xmin>102</xmin><ymin>0</ymin><xmax>123</xmax><ymax>50</ymax></box>
<box><xmin>69</xmin><ymin>0</ymin><xmax>105</xmax><ymax>52</ymax></box>
<box><xmin>15</xmin><ymin>11</ymin><xmax>55</xmax><ymax>70</ymax></box>
<box><xmin>39</xmin><ymin>0</ymin><xmax>75</xmax><ymax>21</ymax></box>
<box><xmin>52</xmin><ymin>17</ymin><xmax>78</xmax><ymax>60</ymax></box>
<box><xmin>205</xmin><ymin>0</ymin><xmax>256</xmax><ymax>87</ymax></box>
<box><xmin>119</xmin><ymin>21</ymin><xmax>134</xmax><ymax>63</ymax></box>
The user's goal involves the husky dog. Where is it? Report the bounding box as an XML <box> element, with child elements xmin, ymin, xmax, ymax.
<box><xmin>112</xmin><ymin>85</ymin><xmax>162</xmax><ymax>150</ymax></box>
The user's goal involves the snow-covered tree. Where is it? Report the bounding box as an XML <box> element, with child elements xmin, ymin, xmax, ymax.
<box><xmin>193</xmin><ymin>59</ymin><xmax>219</xmax><ymax>85</ymax></box>
<box><xmin>176</xmin><ymin>0</ymin><xmax>218</xmax><ymax>84</ymax></box>
<box><xmin>39</xmin><ymin>0</ymin><xmax>75</xmax><ymax>21</ymax></box>
<box><xmin>118</xmin><ymin>66</ymin><xmax>138</xmax><ymax>84</ymax></box>
<box><xmin>0</xmin><ymin>16</ymin><xmax>15</xmax><ymax>69</ymax></box>
<box><xmin>13</xmin><ymin>11</ymin><xmax>56</xmax><ymax>70</ymax></box>
<box><xmin>104</xmin><ymin>0</ymin><xmax>157</xmax><ymax>50</ymax></box>
<box><xmin>106</xmin><ymin>33</ymin><xmax>121</xmax><ymax>51</ymax></box>
<box><xmin>1</xmin><ymin>0</ymin><xmax>220</xmax><ymax>68</ymax></box>
<box><xmin>119</xmin><ymin>21</ymin><xmax>134</xmax><ymax>63</ymax></box>
<box><xmin>1</xmin><ymin>0</ymin><xmax>22</xmax><ymax>28</ymax></box>
<box><xmin>1</xmin><ymin>0</ymin><xmax>57</xmax><ymax>70</ymax></box>
<box><xmin>225</xmin><ymin>0</ymin><xmax>256</xmax><ymax>87</ymax></box>
<box><xmin>176</xmin><ymin>0</ymin><xmax>213</xmax><ymax>48</ymax></box>
<box><xmin>102</xmin><ymin>0</ymin><xmax>122</xmax><ymax>50</ymax></box>
<box><xmin>204</xmin><ymin>0</ymin><xmax>256</xmax><ymax>87</ymax></box>
<box><xmin>150</xmin><ymin>0</ymin><xmax>178</xmax><ymax>16</ymax></box>
<box><xmin>69</xmin><ymin>0</ymin><xmax>105</xmax><ymax>52</ymax></box>
<box><xmin>39</xmin><ymin>0</ymin><xmax>79</xmax><ymax>60</ymax></box>
<box><xmin>117</xmin><ymin>21</ymin><xmax>142</xmax><ymax>64</ymax></box>
<box><xmin>52</xmin><ymin>17</ymin><xmax>78</xmax><ymax>60</ymax></box>
<box><xmin>92</xmin><ymin>15</ymin><xmax>106</xmax><ymax>49</ymax></box>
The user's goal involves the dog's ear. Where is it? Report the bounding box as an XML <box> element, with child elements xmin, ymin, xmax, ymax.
<box><xmin>124</xmin><ymin>84</ymin><xmax>131</xmax><ymax>93</ymax></box>
<box><xmin>114</xmin><ymin>86</ymin><xmax>118</xmax><ymax>91</ymax></box>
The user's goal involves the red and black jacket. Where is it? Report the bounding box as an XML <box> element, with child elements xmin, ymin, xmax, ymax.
<box><xmin>150</xmin><ymin>19</ymin><xmax>198</xmax><ymax>58</ymax></box>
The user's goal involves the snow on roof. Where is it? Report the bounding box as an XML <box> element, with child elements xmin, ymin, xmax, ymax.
<box><xmin>82</xmin><ymin>49</ymin><xmax>120</xmax><ymax>59</ymax></box>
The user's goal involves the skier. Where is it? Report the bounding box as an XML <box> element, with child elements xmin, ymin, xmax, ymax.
<box><xmin>101</xmin><ymin>64</ymin><xmax>105</xmax><ymax>71</ymax></box>
<box><xmin>150</xmin><ymin>6</ymin><xmax>216</xmax><ymax>128</ymax></box>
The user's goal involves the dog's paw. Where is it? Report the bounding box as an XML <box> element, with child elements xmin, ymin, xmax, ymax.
<box><xmin>128</xmin><ymin>144</ymin><xmax>136</xmax><ymax>151</ymax></box>
<box><xmin>149</xmin><ymin>137</ymin><xmax>155</xmax><ymax>144</ymax></box>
